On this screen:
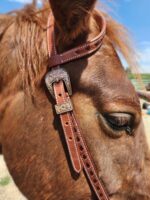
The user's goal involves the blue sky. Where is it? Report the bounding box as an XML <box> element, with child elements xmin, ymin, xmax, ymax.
<box><xmin>0</xmin><ymin>0</ymin><xmax>150</xmax><ymax>73</ymax></box>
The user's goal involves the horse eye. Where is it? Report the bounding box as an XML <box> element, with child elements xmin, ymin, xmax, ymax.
<box><xmin>104</xmin><ymin>113</ymin><xmax>134</xmax><ymax>135</ymax></box>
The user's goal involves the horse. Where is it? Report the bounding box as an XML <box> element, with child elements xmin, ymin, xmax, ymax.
<box><xmin>0</xmin><ymin>0</ymin><xmax>150</xmax><ymax>199</ymax></box>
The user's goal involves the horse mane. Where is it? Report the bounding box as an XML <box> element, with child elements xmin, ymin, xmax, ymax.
<box><xmin>0</xmin><ymin>2</ymin><xmax>140</xmax><ymax>97</ymax></box>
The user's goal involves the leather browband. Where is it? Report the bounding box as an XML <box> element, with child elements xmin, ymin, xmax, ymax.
<box><xmin>47</xmin><ymin>12</ymin><xmax>106</xmax><ymax>68</ymax></box>
<box><xmin>45</xmin><ymin>11</ymin><xmax>110</xmax><ymax>200</ymax></box>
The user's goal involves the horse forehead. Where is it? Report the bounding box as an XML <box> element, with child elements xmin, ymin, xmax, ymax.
<box><xmin>76</xmin><ymin>61</ymin><xmax>140</xmax><ymax>113</ymax></box>
<box><xmin>80</xmin><ymin>60</ymin><xmax>136</xmax><ymax>95</ymax></box>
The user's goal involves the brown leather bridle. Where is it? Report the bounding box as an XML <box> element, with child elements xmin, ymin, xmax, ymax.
<box><xmin>45</xmin><ymin>12</ymin><xmax>110</xmax><ymax>200</ymax></box>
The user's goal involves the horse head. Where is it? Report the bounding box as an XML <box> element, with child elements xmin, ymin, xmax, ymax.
<box><xmin>0</xmin><ymin>1</ymin><xmax>150</xmax><ymax>199</ymax></box>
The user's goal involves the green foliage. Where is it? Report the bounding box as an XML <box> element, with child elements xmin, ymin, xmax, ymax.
<box><xmin>0</xmin><ymin>176</ymin><xmax>10</xmax><ymax>186</ymax></box>
<box><xmin>128</xmin><ymin>73</ymin><xmax>150</xmax><ymax>90</ymax></box>
<box><xmin>128</xmin><ymin>74</ymin><xmax>150</xmax><ymax>80</ymax></box>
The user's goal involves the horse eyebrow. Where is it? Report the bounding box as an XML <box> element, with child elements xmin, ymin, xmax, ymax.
<box><xmin>105</xmin><ymin>96</ymin><xmax>141</xmax><ymax>110</ymax></box>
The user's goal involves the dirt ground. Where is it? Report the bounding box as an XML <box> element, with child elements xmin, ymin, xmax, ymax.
<box><xmin>0</xmin><ymin>156</ymin><xmax>27</xmax><ymax>200</ymax></box>
<box><xmin>0</xmin><ymin>111</ymin><xmax>149</xmax><ymax>200</ymax></box>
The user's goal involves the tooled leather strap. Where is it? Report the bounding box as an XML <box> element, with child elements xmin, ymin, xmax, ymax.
<box><xmin>47</xmin><ymin>12</ymin><xmax>106</xmax><ymax>68</ymax></box>
<box><xmin>54</xmin><ymin>81</ymin><xmax>82</xmax><ymax>173</ymax></box>
<box><xmin>53</xmin><ymin>81</ymin><xmax>109</xmax><ymax>200</ymax></box>
<box><xmin>46</xmin><ymin>12</ymin><xmax>110</xmax><ymax>200</ymax></box>
<box><xmin>47</xmin><ymin>13</ymin><xmax>82</xmax><ymax>173</ymax></box>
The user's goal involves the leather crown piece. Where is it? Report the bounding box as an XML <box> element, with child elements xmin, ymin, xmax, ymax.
<box><xmin>45</xmin><ymin>11</ymin><xmax>110</xmax><ymax>200</ymax></box>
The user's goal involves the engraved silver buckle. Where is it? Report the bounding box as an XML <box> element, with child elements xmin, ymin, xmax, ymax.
<box><xmin>45</xmin><ymin>68</ymin><xmax>72</xmax><ymax>98</ymax></box>
<box><xmin>55</xmin><ymin>100</ymin><xmax>73</xmax><ymax>114</ymax></box>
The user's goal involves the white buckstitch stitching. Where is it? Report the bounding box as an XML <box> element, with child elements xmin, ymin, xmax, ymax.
<box><xmin>57</xmin><ymin>82</ymin><xmax>81</xmax><ymax>172</ymax></box>
<box><xmin>60</xmin><ymin>83</ymin><xmax>81</xmax><ymax>172</ymax></box>
<box><xmin>71</xmin><ymin>114</ymin><xmax>108</xmax><ymax>199</ymax></box>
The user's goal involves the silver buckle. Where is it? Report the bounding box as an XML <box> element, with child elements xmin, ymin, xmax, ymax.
<box><xmin>45</xmin><ymin>68</ymin><xmax>72</xmax><ymax>98</ymax></box>
<box><xmin>55</xmin><ymin>100</ymin><xmax>73</xmax><ymax>115</ymax></box>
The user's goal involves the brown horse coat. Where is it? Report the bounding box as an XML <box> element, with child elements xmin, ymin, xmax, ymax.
<box><xmin>0</xmin><ymin>1</ymin><xmax>150</xmax><ymax>199</ymax></box>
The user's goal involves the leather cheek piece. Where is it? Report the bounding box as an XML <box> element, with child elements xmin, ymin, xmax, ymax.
<box><xmin>45</xmin><ymin>12</ymin><xmax>110</xmax><ymax>200</ymax></box>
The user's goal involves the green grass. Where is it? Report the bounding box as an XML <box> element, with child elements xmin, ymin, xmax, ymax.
<box><xmin>0</xmin><ymin>176</ymin><xmax>10</xmax><ymax>186</ymax></box>
<box><xmin>128</xmin><ymin>73</ymin><xmax>150</xmax><ymax>79</ymax></box>
<box><xmin>128</xmin><ymin>73</ymin><xmax>150</xmax><ymax>90</ymax></box>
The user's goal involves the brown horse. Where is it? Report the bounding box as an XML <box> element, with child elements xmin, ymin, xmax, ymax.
<box><xmin>0</xmin><ymin>1</ymin><xmax>150</xmax><ymax>199</ymax></box>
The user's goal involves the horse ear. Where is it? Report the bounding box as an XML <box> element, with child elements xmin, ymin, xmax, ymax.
<box><xmin>49</xmin><ymin>0</ymin><xmax>97</xmax><ymax>44</ymax></box>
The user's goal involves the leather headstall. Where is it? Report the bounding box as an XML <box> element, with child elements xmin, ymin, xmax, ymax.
<box><xmin>45</xmin><ymin>12</ymin><xmax>110</xmax><ymax>200</ymax></box>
